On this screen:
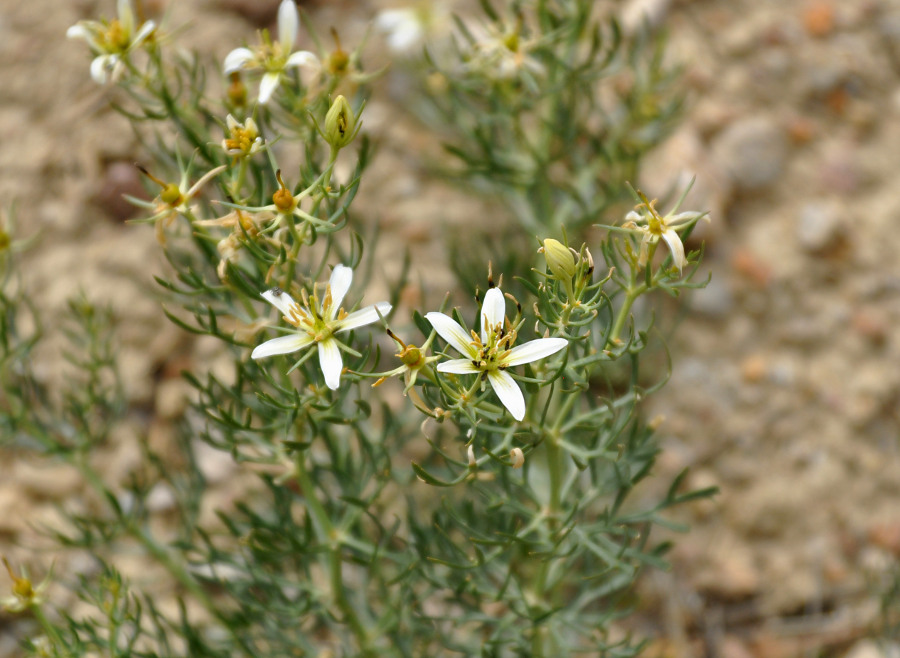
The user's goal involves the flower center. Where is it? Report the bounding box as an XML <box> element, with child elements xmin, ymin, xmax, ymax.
<box><xmin>225</xmin><ymin>124</ymin><xmax>258</xmax><ymax>154</ymax></box>
<box><xmin>469</xmin><ymin>320</ymin><xmax>516</xmax><ymax>371</ymax></box>
<box><xmin>100</xmin><ymin>19</ymin><xmax>130</xmax><ymax>53</ymax></box>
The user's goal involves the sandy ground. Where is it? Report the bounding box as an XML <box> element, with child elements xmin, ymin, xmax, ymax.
<box><xmin>2</xmin><ymin>0</ymin><xmax>900</xmax><ymax>656</ymax></box>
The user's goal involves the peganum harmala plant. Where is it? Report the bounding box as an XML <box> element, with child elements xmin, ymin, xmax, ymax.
<box><xmin>0</xmin><ymin>0</ymin><xmax>714</xmax><ymax>655</ymax></box>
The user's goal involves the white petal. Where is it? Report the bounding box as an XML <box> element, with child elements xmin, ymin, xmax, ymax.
<box><xmin>118</xmin><ymin>0</ymin><xmax>134</xmax><ymax>33</ymax></box>
<box><xmin>480</xmin><ymin>287</ymin><xmax>506</xmax><ymax>343</ymax></box>
<box><xmin>504</xmin><ymin>337</ymin><xmax>568</xmax><ymax>367</ymax></box>
<box><xmin>667</xmin><ymin>211</ymin><xmax>701</xmax><ymax>226</ymax></box>
<box><xmin>388</xmin><ymin>23</ymin><xmax>425</xmax><ymax>53</ymax></box>
<box><xmin>258</xmin><ymin>72</ymin><xmax>281</xmax><ymax>104</ymax></box>
<box><xmin>286</xmin><ymin>50</ymin><xmax>320</xmax><ymax>71</ymax></box>
<box><xmin>261</xmin><ymin>288</ymin><xmax>300</xmax><ymax>316</ymax></box>
<box><xmin>226</xmin><ymin>114</ymin><xmax>239</xmax><ymax>131</ymax></box>
<box><xmin>251</xmin><ymin>334</ymin><xmax>313</xmax><ymax>359</ymax></box>
<box><xmin>336</xmin><ymin>302</ymin><xmax>391</xmax><ymax>332</ymax></box>
<box><xmin>224</xmin><ymin>47</ymin><xmax>254</xmax><ymax>74</ymax></box>
<box><xmin>90</xmin><ymin>55</ymin><xmax>112</xmax><ymax>84</ymax></box>
<box><xmin>425</xmin><ymin>312</ymin><xmax>476</xmax><ymax>358</ymax></box>
<box><xmin>132</xmin><ymin>20</ymin><xmax>156</xmax><ymax>47</ymax></box>
<box><xmin>437</xmin><ymin>359</ymin><xmax>480</xmax><ymax>374</ymax></box>
<box><xmin>625</xmin><ymin>210</ymin><xmax>642</xmax><ymax>222</ymax></box>
<box><xmin>327</xmin><ymin>265</ymin><xmax>353</xmax><ymax>318</ymax></box>
<box><xmin>66</xmin><ymin>24</ymin><xmax>90</xmax><ymax>41</ymax></box>
<box><xmin>375</xmin><ymin>9</ymin><xmax>414</xmax><ymax>31</ymax></box>
<box><xmin>318</xmin><ymin>339</ymin><xmax>343</xmax><ymax>390</ymax></box>
<box><xmin>487</xmin><ymin>370</ymin><xmax>526</xmax><ymax>421</ymax></box>
<box><xmin>661</xmin><ymin>228</ymin><xmax>686</xmax><ymax>273</ymax></box>
<box><xmin>278</xmin><ymin>0</ymin><xmax>299</xmax><ymax>50</ymax></box>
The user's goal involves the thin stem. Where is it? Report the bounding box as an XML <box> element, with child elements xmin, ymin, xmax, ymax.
<box><xmin>292</xmin><ymin>451</ymin><xmax>373</xmax><ymax>653</ymax></box>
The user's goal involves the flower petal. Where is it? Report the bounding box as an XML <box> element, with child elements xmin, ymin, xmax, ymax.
<box><xmin>278</xmin><ymin>0</ymin><xmax>299</xmax><ymax>50</ymax></box>
<box><xmin>251</xmin><ymin>334</ymin><xmax>313</xmax><ymax>359</ymax></box>
<box><xmin>436</xmin><ymin>359</ymin><xmax>480</xmax><ymax>374</ymax></box>
<box><xmin>327</xmin><ymin>265</ymin><xmax>353</xmax><ymax>318</ymax></box>
<box><xmin>118</xmin><ymin>0</ymin><xmax>134</xmax><ymax>33</ymax></box>
<box><xmin>224</xmin><ymin>47</ymin><xmax>254</xmax><ymax>74</ymax></box>
<box><xmin>425</xmin><ymin>312</ymin><xmax>476</xmax><ymax>358</ymax></box>
<box><xmin>503</xmin><ymin>337</ymin><xmax>568</xmax><ymax>367</ymax></box>
<box><xmin>258</xmin><ymin>72</ymin><xmax>281</xmax><ymax>104</ymax></box>
<box><xmin>261</xmin><ymin>288</ymin><xmax>300</xmax><ymax>316</ymax></box>
<box><xmin>335</xmin><ymin>302</ymin><xmax>391</xmax><ymax>332</ymax></box>
<box><xmin>286</xmin><ymin>50</ymin><xmax>320</xmax><ymax>70</ymax></box>
<box><xmin>318</xmin><ymin>338</ymin><xmax>343</xmax><ymax>390</ymax></box>
<box><xmin>661</xmin><ymin>228</ymin><xmax>686</xmax><ymax>273</ymax></box>
<box><xmin>66</xmin><ymin>24</ymin><xmax>90</xmax><ymax>41</ymax></box>
<box><xmin>132</xmin><ymin>20</ymin><xmax>156</xmax><ymax>47</ymax></box>
<box><xmin>487</xmin><ymin>370</ymin><xmax>526</xmax><ymax>421</ymax></box>
<box><xmin>480</xmin><ymin>287</ymin><xmax>505</xmax><ymax>343</ymax></box>
<box><xmin>90</xmin><ymin>55</ymin><xmax>113</xmax><ymax>84</ymax></box>
<box><xmin>667</xmin><ymin>211</ymin><xmax>703</xmax><ymax>227</ymax></box>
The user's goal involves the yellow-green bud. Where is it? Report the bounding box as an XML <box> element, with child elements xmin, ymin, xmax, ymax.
<box><xmin>324</xmin><ymin>95</ymin><xmax>357</xmax><ymax>150</ymax></box>
<box><xmin>160</xmin><ymin>183</ymin><xmax>183</xmax><ymax>207</ymax></box>
<box><xmin>0</xmin><ymin>230</ymin><xmax>10</xmax><ymax>251</ymax></box>
<box><xmin>541</xmin><ymin>238</ymin><xmax>576</xmax><ymax>281</ymax></box>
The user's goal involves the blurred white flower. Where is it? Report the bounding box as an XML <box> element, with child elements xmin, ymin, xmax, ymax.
<box><xmin>221</xmin><ymin>114</ymin><xmax>263</xmax><ymax>157</ymax></box>
<box><xmin>224</xmin><ymin>0</ymin><xmax>320</xmax><ymax>104</ymax></box>
<box><xmin>622</xmin><ymin>191</ymin><xmax>708</xmax><ymax>275</ymax></box>
<box><xmin>475</xmin><ymin>32</ymin><xmax>543</xmax><ymax>79</ymax></box>
<box><xmin>375</xmin><ymin>3</ymin><xmax>447</xmax><ymax>55</ymax></box>
<box><xmin>66</xmin><ymin>0</ymin><xmax>156</xmax><ymax>84</ymax></box>
<box><xmin>252</xmin><ymin>265</ymin><xmax>391</xmax><ymax>390</ymax></box>
<box><xmin>426</xmin><ymin>287</ymin><xmax>567</xmax><ymax>421</ymax></box>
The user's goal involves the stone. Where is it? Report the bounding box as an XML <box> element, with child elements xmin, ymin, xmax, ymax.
<box><xmin>803</xmin><ymin>2</ymin><xmax>836</xmax><ymax>38</ymax></box>
<box><xmin>711</xmin><ymin>117</ymin><xmax>788</xmax><ymax>191</ymax></box>
<box><xmin>796</xmin><ymin>202</ymin><xmax>843</xmax><ymax>253</ymax></box>
<box><xmin>93</xmin><ymin>160</ymin><xmax>148</xmax><ymax>223</ymax></box>
<box><xmin>620</xmin><ymin>0</ymin><xmax>671</xmax><ymax>33</ymax></box>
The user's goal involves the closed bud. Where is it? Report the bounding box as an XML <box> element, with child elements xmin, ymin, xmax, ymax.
<box><xmin>467</xmin><ymin>445</ymin><xmax>476</xmax><ymax>468</ymax></box>
<box><xmin>324</xmin><ymin>95</ymin><xmax>357</xmax><ymax>150</ymax></box>
<box><xmin>509</xmin><ymin>447</ymin><xmax>525</xmax><ymax>469</ymax></box>
<box><xmin>540</xmin><ymin>238</ymin><xmax>576</xmax><ymax>281</ymax></box>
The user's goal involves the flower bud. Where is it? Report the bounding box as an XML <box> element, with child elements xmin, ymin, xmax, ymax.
<box><xmin>467</xmin><ymin>445</ymin><xmax>476</xmax><ymax>468</ymax></box>
<box><xmin>541</xmin><ymin>238</ymin><xmax>576</xmax><ymax>281</ymax></box>
<box><xmin>509</xmin><ymin>447</ymin><xmax>525</xmax><ymax>469</ymax></box>
<box><xmin>227</xmin><ymin>72</ymin><xmax>247</xmax><ymax>108</ymax></box>
<box><xmin>324</xmin><ymin>95</ymin><xmax>357</xmax><ymax>150</ymax></box>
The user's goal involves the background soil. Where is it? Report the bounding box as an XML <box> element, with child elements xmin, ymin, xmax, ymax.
<box><xmin>2</xmin><ymin>0</ymin><xmax>900</xmax><ymax>656</ymax></box>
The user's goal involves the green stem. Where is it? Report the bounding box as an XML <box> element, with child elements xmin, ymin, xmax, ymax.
<box><xmin>292</xmin><ymin>452</ymin><xmax>373</xmax><ymax>653</ymax></box>
<box><xmin>76</xmin><ymin>459</ymin><xmax>255</xmax><ymax>656</ymax></box>
<box><xmin>607</xmin><ymin>283</ymin><xmax>646</xmax><ymax>347</ymax></box>
<box><xmin>32</xmin><ymin>605</ymin><xmax>65</xmax><ymax>651</ymax></box>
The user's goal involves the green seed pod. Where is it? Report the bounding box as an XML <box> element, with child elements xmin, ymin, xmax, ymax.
<box><xmin>324</xmin><ymin>95</ymin><xmax>356</xmax><ymax>150</ymax></box>
<box><xmin>541</xmin><ymin>238</ymin><xmax>576</xmax><ymax>281</ymax></box>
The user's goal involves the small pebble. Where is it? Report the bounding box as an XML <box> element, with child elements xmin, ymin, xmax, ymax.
<box><xmin>711</xmin><ymin>117</ymin><xmax>787</xmax><ymax>191</ymax></box>
<box><xmin>796</xmin><ymin>202</ymin><xmax>842</xmax><ymax>253</ymax></box>
<box><xmin>803</xmin><ymin>1</ymin><xmax>836</xmax><ymax>38</ymax></box>
<box><xmin>93</xmin><ymin>161</ymin><xmax>148</xmax><ymax>223</ymax></box>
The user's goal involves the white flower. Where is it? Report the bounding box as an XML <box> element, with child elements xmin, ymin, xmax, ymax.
<box><xmin>251</xmin><ymin>265</ymin><xmax>391</xmax><ymax>390</ymax></box>
<box><xmin>130</xmin><ymin>164</ymin><xmax>227</xmax><ymax>244</ymax></box>
<box><xmin>468</xmin><ymin>23</ymin><xmax>545</xmax><ymax>80</ymax></box>
<box><xmin>375</xmin><ymin>5</ymin><xmax>437</xmax><ymax>55</ymax></box>
<box><xmin>223</xmin><ymin>0</ymin><xmax>320</xmax><ymax>104</ymax></box>
<box><xmin>67</xmin><ymin>0</ymin><xmax>156</xmax><ymax>84</ymax></box>
<box><xmin>221</xmin><ymin>114</ymin><xmax>263</xmax><ymax>157</ymax></box>
<box><xmin>622</xmin><ymin>192</ymin><xmax>708</xmax><ymax>275</ymax></box>
<box><xmin>2</xmin><ymin>557</ymin><xmax>51</xmax><ymax>614</ymax></box>
<box><xmin>425</xmin><ymin>287</ymin><xmax>567</xmax><ymax>421</ymax></box>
